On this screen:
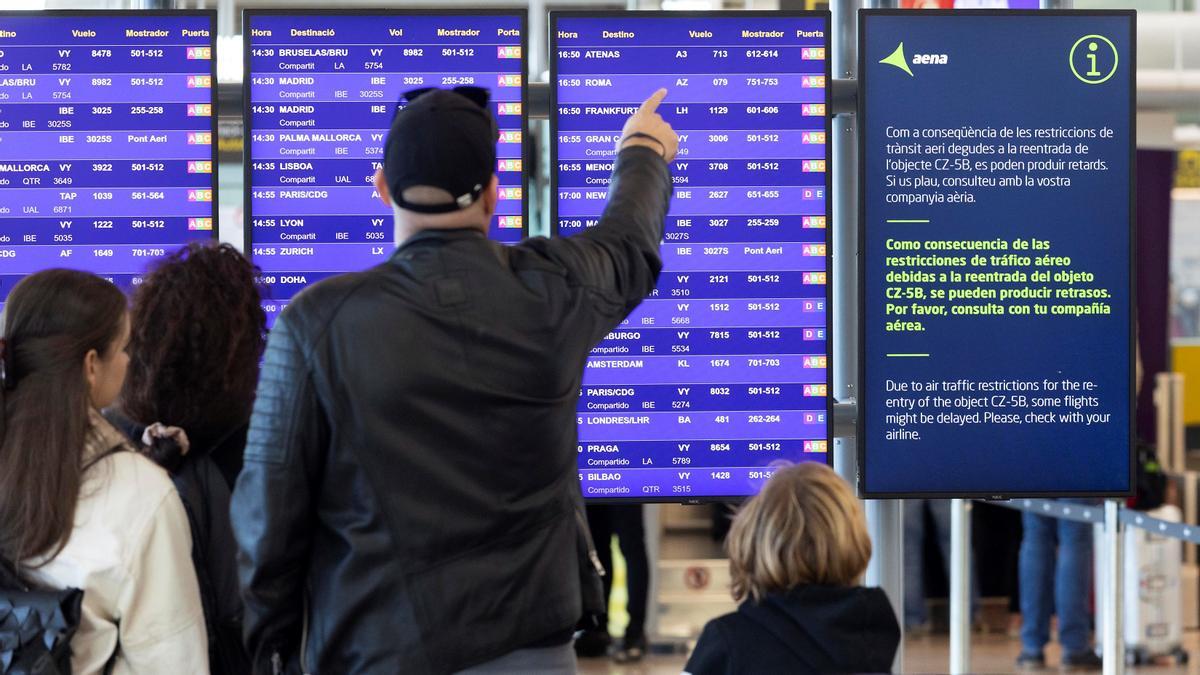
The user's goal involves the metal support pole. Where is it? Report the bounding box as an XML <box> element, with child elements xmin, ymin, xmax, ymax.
<box><xmin>865</xmin><ymin>499</ymin><xmax>904</xmax><ymax>672</ymax></box>
<box><xmin>1171</xmin><ymin>375</ymin><xmax>1186</xmax><ymax>474</ymax></box>
<box><xmin>831</xmin><ymin>1</ymin><xmax>903</xmax><ymax>670</ymax></box>
<box><xmin>1152</xmin><ymin>373</ymin><xmax>1195</xmax><ymax>562</ymax></box>
<box><xmin>643</xmin><ymin>504</ymin><xmax>661</xmax><ymax>640</ymax></box>
<box><xmin>949</xmin><ymin>499</ymin><xmax>972</xmax><ymax>674</ymax></box>
<box><xmin>1153</xmin><ymin>372</ymin><xmax>1188</xmax><ymax>475</ymax></box>
<box><xmin>830</xmin><ymin>0</ymin><xmax>857</xmax><ymax>482</ymax></box>
<box><xmin>1102</xmin><ymin>500</ymin><xmax>1124</xmax><ymax>675</ymax></box>
<box><xmin>528</xmin><ymin>0</ymin><xmax>547</xmax><ymax>81</ymax></box>
<box><xmin>1155</xmin><ymin>373</ymin><xmax>1172</xmax><ymax>471</ymax></box>
<box><xmin>217</xmin><ymin>0</ymin><xmax>234</xmax><ymax>38</ymax></box>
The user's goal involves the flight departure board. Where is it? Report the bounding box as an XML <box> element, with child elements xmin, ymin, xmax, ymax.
<box><xmin>0</xmin><ymin>11</ymin><xmax>217</xmax><ymax>308</ymax></box>
<box><xmin>244</xmin><ymin>11</ymin><xmax>527</xmax><ymax>325</ymax></box>
<box><xmin>553</xmin><ymin>12</ymin><xmax>832</xmax><ymax>501</ymax></box>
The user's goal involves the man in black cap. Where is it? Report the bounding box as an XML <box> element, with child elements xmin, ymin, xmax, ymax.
<box><xmin>231</xmin><ymin>87</ymin><xmax>676</xmax><ymax>674</ymax></box>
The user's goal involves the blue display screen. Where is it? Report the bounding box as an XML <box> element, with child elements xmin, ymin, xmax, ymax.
<box><xmin>553</xmin><ymin>12</ymin><xmax>832</xmax><ymax>501</ymax></box>
<box><xmin>244</xmin><ymin>12</ymin><xmax>526</xmax><ymax>325</ymax></box>
<box><xmin>0</xmin><ymin>12</ymin><xmax>216</xmax><ymax>307</ymax></box>
<box><xmin>860</xmin><ymin>11</ymin><xmax>1134</xmax><ymax>497</ymax></box>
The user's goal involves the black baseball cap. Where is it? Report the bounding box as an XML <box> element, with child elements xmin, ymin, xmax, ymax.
<box><xmin>383</xmin><ymin>87</ymin><xmax>498</xmax><ymax>214</ymax></box>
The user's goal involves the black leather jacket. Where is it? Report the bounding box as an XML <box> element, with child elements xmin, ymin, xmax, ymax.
<box><xmin>230</xmin><ymin>146</ymin><xmax>671</xmax><ymax>675</ymax></box>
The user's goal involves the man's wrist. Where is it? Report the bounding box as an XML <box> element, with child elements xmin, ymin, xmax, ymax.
<box><xmin>619</xmin><ymin>137</ymin><xmax>666</xmax><ymax>158</ymax></box>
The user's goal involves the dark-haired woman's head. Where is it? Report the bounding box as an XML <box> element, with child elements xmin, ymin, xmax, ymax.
<box><xmin>120</xmin><ymin>242</ymin><xmax>265</xmax><ymax>446</ymax></box>
<box><xmin>0</xmin><ymin>269</ymin><xmax>130</xmax><ymax>562</ymax></box>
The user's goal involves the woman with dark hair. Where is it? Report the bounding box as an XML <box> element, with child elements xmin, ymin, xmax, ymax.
<box><xmin>0</xmin><ymin>269</ymin><xmax>208</xmax><ymax>674</ymax></box>
<box><xmin>121</xmin><ymin>240</ymin><xmax>267</xmax><ymax>487</ymax></box>
<box><xmin>113</xmin><ymin>241</ymin><xmax>265</xmax><ymax>675</ymax></box>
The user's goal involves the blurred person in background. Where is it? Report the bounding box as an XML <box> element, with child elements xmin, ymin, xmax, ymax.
<box><xmin>1017</xmin><ymin>346</ymin><xmax>1143</xmax><ymax>670</ymax></box>
<box><xmin>1017</xmin><ymin>503</ymin><xmax>1098</xmax><ymax>670</ymax></box>
<box><xmin>904</xmin><ymin>498</ymin><xmax>979</xmax><ymax>634</ymax></box>
<box><xmin>113</xmin><ymin>241</ymin><xmax>265</xmax><ymax>674</ymax></box>
<box><xmin>684</xmin><ymin>463</ymin><xmax>900</xmax><ymax>675</ymax></box>
<box><xmin>0</xmin><ymin>269</ymin><xmax>208</xmax><ymax>674</ymax></box>
<box><xmin>576</xmin><ymin>504</ymin><xmax>650</xmax><ymax>662</ymax></box>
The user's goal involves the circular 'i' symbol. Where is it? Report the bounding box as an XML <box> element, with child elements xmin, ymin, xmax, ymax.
<box><xmin>1069</xmin><ymin>34</ymin><xmax>1118</xmax><ymax>85</ymax></box>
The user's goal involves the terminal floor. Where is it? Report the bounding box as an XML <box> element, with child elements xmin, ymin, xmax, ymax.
<box><xmin>577</xmin><ymin>630</ymin><xmax>1200</xmax><ymax>674</ymax></box>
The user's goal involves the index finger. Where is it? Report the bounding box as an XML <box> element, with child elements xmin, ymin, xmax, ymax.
<box><xmin>639</xmin><ymin>88</ymin><xmax>668</xmax><ymax>114</ymax></box>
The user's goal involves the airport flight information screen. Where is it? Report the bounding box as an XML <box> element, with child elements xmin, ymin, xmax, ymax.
<box><xmin>553</xmin><ymin>12</ymin><xmax>831</xmax><ymax>501</ymax></box>
<box><xmin>0</xmin><ymin>11</ymin><xmax>216</xmax><ymax>307</ymax></box>
<box><xmin>245</xmin><ymin>11</ymin><xmax>526</xmax><ymax>325</ymax></box>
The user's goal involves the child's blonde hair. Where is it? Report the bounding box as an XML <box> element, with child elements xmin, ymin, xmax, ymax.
<box><xmin>727</xmin><ymin>463</ymin><xmax>871</xmax><ymax>602</ymax></box>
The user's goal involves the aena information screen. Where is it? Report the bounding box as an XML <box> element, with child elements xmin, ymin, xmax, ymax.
<box><xmin>859</xmin><ymin>11</ymin><xmax>1135</xmax><ymax>497</ymax></box>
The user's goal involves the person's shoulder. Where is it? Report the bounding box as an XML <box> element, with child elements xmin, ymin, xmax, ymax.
<box><xmin>82</xmin><ymin>451</ymin><xmax>182</xmax><ymax>540</ymax></box>
<box><xmin>282</xmin><ymin>270</ymin><xmax>373</xmax><ymax>320</ymax></box>
<box><xmin>174</xmin><ymin>450</ymin><xmax>230</xmax><ymax>496</ymax></box>
<box><xmin>685</xmin><ymin>611</ymin><xmax>741</xmax><ymax>675</ymax></box>
<box><xmin>718</xmin><ymin>605</ymin><xmax>762</xmax><ymax>632</ymax></box>
<box><xmin>509</xmin><ymin>235</ymin><xmax>590</xmax><ymax>280</ymax></box>
<box><xmin>855</xmin><ymin>586</ymin><xmax>904</xmax><ymax>630</ymax></box>
<box><xmin>271</xmin><ymin>268</ymin><xmax>385</xmax><ymax>348</ymax></box>
<box><xmin>709</xmin><ymin>607</ymin><xmax>743</xmax><ymax>624</ymax></box>
<box><xmin>511</xmin><ymin>235</ymin><xmax>565</xmax><ymax>260</ymax></box>
<box><xmin>696</xmin><ymin>609</ymin><xmax>751</xmax><ymax>644</ymax></box>
<box><xmin>839</xmin><ymin>585</ymin><xmax>898</xmax><ymax>616</ymax></box>
<box><xmin>858</xmin><ymin>585</ymin><xmax>892</xmax><ymax>603</ymax></box>
<box><xmin>91</xmin><ymin>450</ymin><xmax>177</xmax><ymax>505</ymax></box>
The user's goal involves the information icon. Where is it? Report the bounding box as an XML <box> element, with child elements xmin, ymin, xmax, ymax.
<box><xmin>1070</xmin><ymin>34</ymin><xmax>1118</xmax><ymax>85</ymax></box>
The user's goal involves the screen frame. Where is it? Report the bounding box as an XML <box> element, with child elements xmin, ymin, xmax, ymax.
<box><xmin>550</xmin><ymin>9</ymin><xmax>834</xmax><ymax>504</ymax></box>
<box><xmin>855</xmin><ymin>8</ymin><xmax>1137</xmax><ymax>500</ymax></box>
<box><xmin>0</xmin><ymin>9</ymin><xmax>220</xmax><ymax>252</ymax></box>
<box><xmin>241</xmin><ymin>8</ymin><xmax>530</xmax><ymax>267</ymax></box>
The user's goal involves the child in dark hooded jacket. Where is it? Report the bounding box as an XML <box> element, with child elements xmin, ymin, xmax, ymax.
<box><xmin>685</xmin><ymin>463</ymin><xmax>900</xmax><ymax>675</ymax></box>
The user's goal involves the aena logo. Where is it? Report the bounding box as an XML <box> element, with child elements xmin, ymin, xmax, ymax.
<box><xmin>880</xmin><ymin>42</ymin><xmax>948</xmax><ymax>77</ymax></box>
